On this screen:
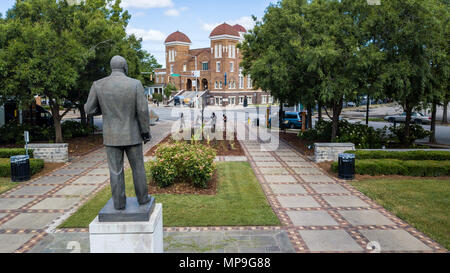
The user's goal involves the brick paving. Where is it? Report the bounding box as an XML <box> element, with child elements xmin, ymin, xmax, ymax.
<box><xmin>239</xmin><ymin>125</ymin><xmax>447</xmax><ymax>253</ymax></box>
<box><xmin>0</xmin><ymin>121</ymin><xmax>173</xmax><ymax>253</ymax></box>
<box><xmin>1</xmin><ymin>121</ymin><xmax>447</xmax><ymax>253</ymax></box>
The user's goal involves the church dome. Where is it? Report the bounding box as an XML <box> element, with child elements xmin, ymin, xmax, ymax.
<box><xmin>165</xmin><ymin>31</ymin><xmax>191</xmax><ymax>44</ymax></box>
<box><xmin>210</xmin><ymin>23</ymin><xmax>240</xmax><ymax>38</ymax></box>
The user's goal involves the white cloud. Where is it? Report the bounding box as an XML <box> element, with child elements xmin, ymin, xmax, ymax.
<box><xmin>164</xmin><ymin>9</ymin><xmax>180</xmax><ymax>17</ymax></box>
<box><xmin>126</xmin><ymin>27</ymin><xmax>166</xmax><ymax>42</ymax></box>
<box><xmin>164</xmin><ymin>6</ymin><xmax>188</xmax><ymax>17</ymax></box>
<box><xmin>202</xmin><ymin>16</ymin><xmax>256</xmax><ymax>32</ymax></box>
<box><xmin>121</xmin><ymin>0</ymin><xmax>174</xmax><ymax>9</ymax></box>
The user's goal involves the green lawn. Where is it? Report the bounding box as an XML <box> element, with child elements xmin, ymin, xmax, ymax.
<box><xmin>0</xmin><ymin>177</ymin><xmax>20</xmax><ymax>194</ymax></box>
<box><xmin>60</xmin><ymin>162</ymin><xmax>280</xmax><ymax>228</ymax></box>
<box><xmin>349</xmin><ymin>178</ymin><xmax>450</xmax><ymax>250</ymax></box>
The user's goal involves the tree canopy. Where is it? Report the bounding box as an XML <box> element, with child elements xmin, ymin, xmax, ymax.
<box><xmin>240</xmin><ymin>0</ymin><xmax>449</xmax><ymax>143</ymax></box>
<box><xmin>0</xmin><ymin>0</ymin><xmax>161</xmax><ymax>142</ymax></box>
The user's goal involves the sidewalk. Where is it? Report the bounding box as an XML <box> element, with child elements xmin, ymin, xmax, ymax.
<box><xmin>0</xmin><ymin>121</ymin><xmax>173</xmax><ymax>253</ymax></box>
<box><xmin>1</xmin><ymin>122</ymin><xmax>446</xmax><ymax>253</ymax></box>
<box><xmin>240</xmin><ymin>126</ymin><xmax>446</xmax><ymax>253</ymax></box>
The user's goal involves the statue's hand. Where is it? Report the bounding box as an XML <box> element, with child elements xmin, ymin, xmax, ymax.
<box><xmin>142</xmin><ymin>133</ymin><xmax>151</xmax><ymax>144</ymax></box>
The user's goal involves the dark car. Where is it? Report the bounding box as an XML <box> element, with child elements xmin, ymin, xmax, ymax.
<box><xmin>269</xmin><ymin>112</ymin><xmax>304</xmax><ymax>129</ymax></box>
<box><xmin>174</xmin><ymin>96</ymin><xmax>184</xmax><ymax>106</ymax></box>
<box><xmin>22</xmin><ymin>105</ymin><xmax>54</xmax><ymax>127</ymax></box>
<box><xmin>282</xmin><ymin>112</ymin><xmax>303</xmax><ymax>129</ymax></box>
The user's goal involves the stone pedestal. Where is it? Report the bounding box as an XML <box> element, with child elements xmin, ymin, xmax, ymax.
<box><xmin>89</xmin><ymin>203</ymin><xmax>163</xmax><ymax>253</ymax></box>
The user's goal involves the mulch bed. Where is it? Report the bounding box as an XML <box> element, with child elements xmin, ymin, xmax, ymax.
<box><xmin>67</xmin><ymin>134</ymin><xmax>103</xmax><ymax>157</ymax></box>
<box><xmin>0</xmin><ymin>134</ymin><xmax>104</xmax><ymax>157</ymax></box>
<box><xmin>148</xmin><ymin>171</ymin><xmax>218</xmax><ymax>195</ymax></box>
<box><xmin>145</xmin><ymin>133</ymin><xmax>245</xmax><ymax>157</ymax></box>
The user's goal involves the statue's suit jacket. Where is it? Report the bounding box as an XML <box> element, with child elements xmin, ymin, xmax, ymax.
<box><xmin>85</xmin><ymin>71</ymin><xmax>150</xmax><ymax>147</ymax></box>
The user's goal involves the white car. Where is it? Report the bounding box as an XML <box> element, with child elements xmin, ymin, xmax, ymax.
<box><xmin>384</xmin><ymin>112</ymin><xmax>431</xmax><ymax>125</ymax></box>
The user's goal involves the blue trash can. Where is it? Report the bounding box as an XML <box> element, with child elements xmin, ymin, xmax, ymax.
<box><xmin>338</xmin><ymin>153</ymin><xmax>355</xmax><ymax>180</ymax></box>
<box><xmin>10</xmin><ymin>155</ymin><xmax>31</xmax><ymax>182</ymax></box>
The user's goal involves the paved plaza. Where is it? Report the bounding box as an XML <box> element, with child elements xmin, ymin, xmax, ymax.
<box><xmin>0</xmin><ymin>122</ymin><xmax>447</xmax><ymax>253</ymax></box>
<box><xmin>241</xmin><ymin>126</ymin><xmax>446</xmax><ymax>253</ymax></box>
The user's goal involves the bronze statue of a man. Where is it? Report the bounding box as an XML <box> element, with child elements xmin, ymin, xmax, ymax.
<box><xmin>85</xmin><ymin>56</ymin><xmax>151</xmax><ymax>210</ymax></box>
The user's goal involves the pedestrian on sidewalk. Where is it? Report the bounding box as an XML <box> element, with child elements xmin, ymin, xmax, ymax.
<box><xmin>211</xmin><ymin>112</ymin><xmax>217</xmax><ymax>133</ymax></box>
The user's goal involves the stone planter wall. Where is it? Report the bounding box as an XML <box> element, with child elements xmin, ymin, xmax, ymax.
<box><xmin>314</xmin><ymin>143</ymin><xmax>355</xmax><ymax>163</ymax></box>
<box><xmin>26</xmin><ymin>143</ymin><xmax>69</xmax><ymax>163</ymax></box>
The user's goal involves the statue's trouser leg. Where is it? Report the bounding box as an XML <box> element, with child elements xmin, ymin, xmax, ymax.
<box><xmin>125</xmin><ymin>144</ymin><xmax>151</xmax><ymax>205</ymax></box>
<box><xmin>106</xmin><ymin>146</ymin><xmax>126</xmax><ymax>210</ymax></box>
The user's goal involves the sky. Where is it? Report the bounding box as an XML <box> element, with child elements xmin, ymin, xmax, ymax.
<box><xmin>0</xmin><ymin>0</ymin><xmax>276</xmax><ymax>67</ymax></box>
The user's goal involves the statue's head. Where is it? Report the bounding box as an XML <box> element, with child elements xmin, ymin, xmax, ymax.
<box><xmin>110</xmin><ymin>55</ymin><xmax>128</xmax><ymax>75</ymax></box>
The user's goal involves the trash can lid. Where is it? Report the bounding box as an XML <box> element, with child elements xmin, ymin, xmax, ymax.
<box><xmin>339</xmin><ymin>153</ymin><xmax>355</xmax><ymax>159</ymax></box>
<box><xmin>10</xmin><ymin>155</ymin><xmax>30</xmax><ymax>163</ymax></box>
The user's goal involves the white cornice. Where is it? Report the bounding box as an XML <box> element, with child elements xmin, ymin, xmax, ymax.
<box><xmin>165</xmin><ymin>41</ymin><xmax>191</xmax><ymax>46</ymax></box>
<box><xmin>210</xmin><ymin>35</ymin><xmax>240</xmax><ymax>41</ymax></box>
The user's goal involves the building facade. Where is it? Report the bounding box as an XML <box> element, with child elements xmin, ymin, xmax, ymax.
<box><xmin>157</xmin><ymin>23</ymin><xmax>272</xmax><ymax>106</ymax></box>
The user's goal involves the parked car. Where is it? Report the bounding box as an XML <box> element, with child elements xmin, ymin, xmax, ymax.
<box><xmin>345</xmin><ymin>102</ymin><xmax>356</xmax><ymax>108</ymax></box>
<box><xmin>384</xmin><ymin>112</ymin><xmax>431</xmax><ymax>125</ymax></box>
<box><xmin>268</xmin><ymin>112</ymin><xmax>307</xmax><ymax>129</ymax></box>
<box><xmin>174</xmin><ymin>96</ymin><xmax>184</xmax><ymax>106</ymax></box>
<box><xmin>18</xmin><ymin>105</ymin><xmax>54</xmax><ymax>127</ymax></box>
<box><xmin>282</xmin><ymin>112</ymin><xmax>303</xmax><ymax>129</ymax></box>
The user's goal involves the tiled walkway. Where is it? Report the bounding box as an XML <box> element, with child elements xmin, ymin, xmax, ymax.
<box><xmin>1</xmin><ymin>121</ymin><xmax>447</xmax><ymax>253</ymax></box>
<box><xmin>0</xmin><ymin>121</ymin><xmax>173</xmax><ymax>253</ymax></box>
<box><xmin>243</xmin><ymin>135</ymin><xmax>445</xmax><ymax>252</ymax></box>
<box><xmin>240</xmin><ymin>130</ymin><xmax>446</xmax><ymax>253</ymax></box>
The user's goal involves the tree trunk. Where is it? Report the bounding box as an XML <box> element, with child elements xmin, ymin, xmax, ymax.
<box><xmin>331</xmin><ymin>98</ymin><xmax>343</xmax><ymax>141</ymax></box>
<box><xmin>366</xmin><ymin>95</ymin><xmax>370</xmax><ymax>125</ymax></box>
<box><xmin>443</xmin><ymin>99</ymin><xmax>448</xmax><ymax>124</ymax></box>
<box><xmin>307</xmin><ymin>104</ymin><xmax>313</xmax><ymax>129</ymax></box>
<box><xmin>78</xmin><ymin>105</ymin><xmax>87</xmax><ymax>126</ymax></box>
<box><xmin>50</xmin><ymin>100</ymin><xmax>63</xmax><ymax>143</ymax></box>
<box><xmin>318</xmin><ymin>101</ymin><xmax>323</xmax><ymax>122</ymax></box>
<box><xmin>404</xmin><ymin>103</ymin><xmax>413</xmax><ymax>146</ymax></box>
<box><xmin>279</xmin><ymin>102</ymin><xmax>284</xmax><ymax>130</ymax></box>
<box><xmin>430</xmin><ymin>100</ymin><xmax>437</xmax><ymax>144</ymax></box>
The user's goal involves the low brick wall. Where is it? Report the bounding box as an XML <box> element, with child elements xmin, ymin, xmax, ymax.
<box><xmin>314</xmin><ymin>143</ymin><xmax>355</xmax><ymax>163</ymax></box>
<box><xmin>26</xmin><ymin>144</ymin><xmax>69</xmax><ymax>163</ymax></box>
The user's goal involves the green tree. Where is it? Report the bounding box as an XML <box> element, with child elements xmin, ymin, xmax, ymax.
<box><xmin>0</xmin><ymin>0</ymin><xmax>161</xmax><ymax>142</ymax></box>
<box><xmin>241</xmin><ymin>0</ymin><xmax>365</xmax><ymax>140</ymax></box>
<box><xmin>0</xmin><ymin>0</ymin><xmax>89</xmax><ymax>142</ymax></box>
<box><xmin>373</xmin><ymin>0</ymin><xmax>444</xmax><ymax>145</ymax></box>
<box><xmin>164</xmin><ymin>83</ymin><xmax>177</xmax><ymax>102</ymax></box>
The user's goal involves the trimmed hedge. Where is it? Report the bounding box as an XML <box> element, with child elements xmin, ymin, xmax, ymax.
<box><xmin>332</xmin><ymin>159</ymin><xmax>450</xmax><ymax>177</ymax></box>
<box><xmin>0</xmin><ymin>148</ymin><xmax>34</xmax><ymax>159</ymax></box>
<box><xmin>345</xmin><ymin>150</ymin><xmax>450</xmax><ymax>161</ymax></box>
<box><xmin>0</xmin><ymin>158</ymin><xmax>44</xmax><ymax>177</ymax></box>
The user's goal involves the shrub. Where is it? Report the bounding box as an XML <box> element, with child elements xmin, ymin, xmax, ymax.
<box><xmin>299</xmin><ymin>120</ymin><xmax>389</xmax><ymax>149</ymax></box>
<box><xmin>0</xmin><ymin>122</ymin><xmax>53</xmax><ymax>144</ymax></box>
<box><xmin>152</xmin><ymin>93</ymin><xmax>163</xmax><ymax>103</ymax></box>
<box><xmin>61</xmin><ymin>121</ymin><xmax>94</xmax><ymax>139</ymax></box>
<box><xmin>332</xmin><ymin>159</ymin><xmax>450</xmax><ymax>177</ymax></box>
<box><xmin>149</xmin><ymin>142</ymin><xmax>216</xmax><ymax>188</ymax></box>
<box><xmin>298</xmin><ymin>120</ymin><xmax>431</xmax><ymax>148</ymax></box>
<box><xmin>0</xmin><ymin>149</ymin><xmax>34</xmax><ymax>158</ymax></box>
<box><xmin>0</xmin><ymin>158</ymin><xmax>44</xmax><ymax>177</ymax></box>
<box><xmin>346</xmin><ymin>150</ymin><xmax>450</xmax><ymax>161</ymax></box>
<box><xmin>0</xmin><ymin>121</ymin><xmax>95</xmax><ymax>144</ymax></box>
